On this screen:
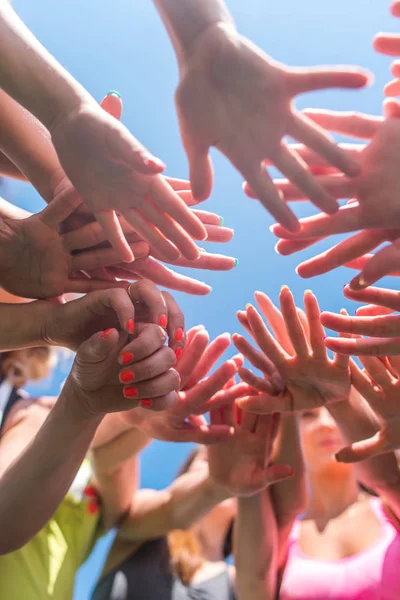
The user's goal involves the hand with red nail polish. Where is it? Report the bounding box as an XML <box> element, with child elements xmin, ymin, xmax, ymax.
<box><xmin>234</xmin><ymin>287</ymin><xmax>350</xmax><ymax>414</ymax></box>
<box><xmin>208</xmin><ymin>403</ymin><xmax>293</xmax><ymax>496</ymax></box>
<box><xmin>121</xmin><ymin>326</ymin><xmax>243</xmax><ymax>444</ymax></box>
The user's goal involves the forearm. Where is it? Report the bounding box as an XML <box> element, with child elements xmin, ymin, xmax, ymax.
<box><xmin>92</xmin><ymin>426</ymin><xmax>150</xmax><ymax>529</ymax></box>
<box><xmin>0</xmin><ymin>3</ymin><xmax>94</xmax><ymax>131</ymax></box>
<box><xmin>270</xmin><ymin>415</ymin><xmax>307</xmax><ymax>566</ymax></box>
<box><xmin>0</xmin><ymin>152</ymin><xmax>27</xmax><ymax>181</ymax></box>
<box><xmin>153</xmin><ymin>0</ymin><xmax>236</xmax><ymax>64</ymax></box>
<box><xmin>119</xmin><ymin>471</ymin><xmax>230</xmax><ymax>541</ymax></box>
<box><xmin>0</xmin><ymin>90</ymin><xmax>61</xmax><ymax>202</ymax></box>
<box><xmin>234</xmin><ymin>492</ymin><xmax>278</xmax><ymax>600</ymax></box>
<box><xmin>0</xmin><ymin>301</ymin><xmax>50</xmax><ymax>350</ymax></box>
<box><xmin>0</xmin><ymin>381</ymin><xmax>102</xmax><ymax>553</ymax></box>
<box><xmin>329</xmin><ymin>389</ymin><xmax>400</xmax><ymax>510</ymax></box>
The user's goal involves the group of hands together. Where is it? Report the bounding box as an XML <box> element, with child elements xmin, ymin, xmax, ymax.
<box><xmin>5</xmin><ymin>1</ymin><xmax>400</xmax><ymax>498</ymax></box>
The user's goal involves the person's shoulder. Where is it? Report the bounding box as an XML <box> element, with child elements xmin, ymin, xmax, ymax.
<box><xmin>2</xmin><ymin>396</ymin><xmax>57</xmax><ymax>434</ymax></box>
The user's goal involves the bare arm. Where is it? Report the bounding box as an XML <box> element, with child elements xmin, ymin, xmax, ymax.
<box><xmin>0</xmin><ymin>385</ymin><xmax>102</xmax><ymax>554</ymax></box>
<box><xmin>90</xmin><ymin>427</ymin><xmax>150</xmax><ymax>531</ymax></box>
<box><xmin>270</xmin><ymin>415</ymin><xmax>307</xmax><ymax>567</ymax></box>
<box><xmin>328</xmin><ymin>387</ymin><xmax>400</xmax><ymax>518</ymax></box>
<box><xmin>118</xmin><ymin>469</ymin><xmax>229</xmax><ymax>543</ymax></box>
<box><xmin>0</xmin><ymin>3</ymin><xmax>92</xmax><ymax>130</ymax></box>
<box><xmin>234</xmin><ymin>491</ymin><xmax>278</xmax><ymax>600</ymax></box>
<box><xmin>0</xmin><ymin>152</ymin><xmax>26</xmax><ymax>181</ymax></box>
<box><xmin>152</xmin><ymin>0</ymin><xmax>235</xmax><ymax>63</ymax></box>
<box><xmin>0</xmin><ymin>301</ymin><xmax>51</xmax><ymax>351</ymax></box>
<box><xmin>0</xmin><ymin>90</ymin><xmax>60</xmax><ymax>201</ymax></box>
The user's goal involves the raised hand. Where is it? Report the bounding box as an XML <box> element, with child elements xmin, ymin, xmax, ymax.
<box><xmin>50</xmin><ymin>99</ymin><xmax>206</xmax><ymax>263</ymax></box>
<box><xmin>66</xmin><ymin>325</ymin><xmax>179</xmax><ymax>418</ymax></box>
<box><xmin>336</xmin><ymin>355</ymin><xmax>400</xmax><ymax>462</ymax></box>
<box><xmin>120</xmin><ymin>326</ymin><xmax>244</xmax><ymax>444</ymax></box>
<box><xmin>41</xmin><ymin>279</ymin><xmax>183</xmax><ymax>353</ymax></box>
<box><xmin>269</xmin><ymin>109</ymin><xmax>400</xmax><ymax>286</ymax></box>
<box><xmin>175</xmin><ymin>23</ymin><xmax>369</xmax><ymax>232</ymax></box>
<box><xmin>320</xmin><ymin>285</ymin><xmax>400</xmax><ymax>356</ymax></box>
<box><xmin>373</xmin><ymin>1</ymin><xmax>400</xmax><ymax>96</ymax></box>
<box><xmin>208</xmin><ymin>404</ymin><xmax>293</xmax><ymax>496</ymax></box>
<box><xmin>233</xmin><ymin>287</ymin><xmax>350</xmax><ymax>414</ymax></box>
<box><xmin>0</xmin><ymin>190</ymin><xmax>147</xmax><ymax>300</ymax></box>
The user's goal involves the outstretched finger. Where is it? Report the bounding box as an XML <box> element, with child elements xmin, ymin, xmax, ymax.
<box><xmin>302</xmin><ymin>109</ymin><xmax>381</xmax><ymax>140</ymax></box>
<box><xmin>349</xmin><ymin>239</ymin><xmax>400</xmax><ymax>290</ymax></box>
<box><xmin>287</xmin><ymin>111</ymin><xmax>361</xmax><ymax>177</ymax></box>
<box><xmin>335</xmin><ymin>433</ymin><xmax>388</xmax><ymax>463</ymax></box>
<box><xmin>279</xmin><ymin>286</ymin><xmax>309</xmax><ymax>358</ymax></box>
<box><xmin>296</xmin><ymin>230</ymin><xmax>388</xmax><ymax>279</ymax></box>
<box><xmin>344</xmin><ymin>284</ymin><xmax>400</xmax><ymax>312</ymax></box>
<box><xmin>94</xmin><ymin>210</ymin><xmax>134</xmax><ymax>263</ymax></box>
<box><xmin>325</xmin><ymin>335</ymin><xmax>400</xmax><ymax>356</ymax></box>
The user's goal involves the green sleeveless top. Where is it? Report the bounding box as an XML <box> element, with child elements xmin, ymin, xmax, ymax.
<box><xmin>0</xmin><ymin>460</ymin><xmax>103</xmax><ymax>600</ymax></box>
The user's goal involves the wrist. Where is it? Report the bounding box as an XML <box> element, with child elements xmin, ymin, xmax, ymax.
<box><xmin>59</xmin><ymin>376</ymin><xmax>104</xmax><ymax>428</ymax></box>
<box><xmin>177</xmin><ymin>20</ymin><xmax>237</xmax><ymax>69</ymax></box>
<box><xmin>206</xmin><ymin>475</ymin><xmax>233</xmax><ymax>502</ymax></box>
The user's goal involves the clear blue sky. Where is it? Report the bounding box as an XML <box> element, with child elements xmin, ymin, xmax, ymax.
<box><xmin>7</xmin><ymin>1</ymin><xmax>397</xmax><ymax>598</ymax></box>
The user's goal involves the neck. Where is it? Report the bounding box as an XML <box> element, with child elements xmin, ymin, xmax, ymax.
<box><xmin>305</xmin><ymin>465</ymin><xmax>360</xmax><ymax>530</ymax></box>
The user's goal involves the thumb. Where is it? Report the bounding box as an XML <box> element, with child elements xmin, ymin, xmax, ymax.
<box><xmin>335</xmin><ymin>433</ymin><xmax>387</xmax><ymax>463</ymax></box>
<box><xmin>289</xmin><ymin>67</ymin><xmax>371</xmax><ymax>96</ymax></box>
<box><xmin>76</xmin><ymin>328</ymin><xmax>120</xmax><ymax>366</ymax></box>
<box><xmin>237</xmin><ymin>392</ymin><xmax>288</xmax><ymax>414</ymax></box>
<box><xmin>100</xmin><ymin>91</ymin><xmax>123</xmax><ymax>121</ymax></box>
<box><xmin>40</xmin><ymin>185</ymin><xmax>82</xmax><ymax>229</ymax></box>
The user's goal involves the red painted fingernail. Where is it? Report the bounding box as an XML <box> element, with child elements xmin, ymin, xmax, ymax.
<box><xmin>120</xmin><ymin>370</ymin><xmax>135</xmax><ymax>383</ymax></box>
<box><xmin>127</xmin><ymin>319</ymin><xmax>135</xmax><ymax>334</ymax></box>
<box><xmin>175</xmin><ymin>328</ymin><xmax>183</xmax><ymax>342</ymax></box>
<box><xmin>175</xmin><ymin>347</ymin><xmax>183</xmax><ymax>360</ymax></box>
<box><xmin>120</xmin><ymin>352</ymin><xmax>134</xmax><ymax>365</ymax></box>
<box><xmin>100</xmin><ymin>328</ymin><xmax>114</xmax><ymax>339</ymax></box>
<box><xmin>140</xmin><ymin>399</ymin><xmax>152</xmax><ymax>407</ymax></box>
<box><xmin>124</xmin><ymin>386</ymin><xmax>138</xmax><ymax>398</ymax></box>
<box><xmin>159</xmin><ymin>314</ymin><xmax>167</xmax><ymax>329</ymax></box>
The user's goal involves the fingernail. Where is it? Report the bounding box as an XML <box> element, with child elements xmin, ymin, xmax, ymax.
<box><xmin>107</xmin><ymin>90</ymin><xmax>121</xmax><ymax>97</ymax></box>
<box><xmin>124</xmin><ymin>386</ymin><xmax>138</xmax><ymax>398</ymax></box>
<box><xmin>127</xmin><ymin>319</ymin><xmax>135</xmax><ymax>334</ymax></box>
<box><xmin>280</xmin><ymin>285</ymin><xmax>289</xmax><ymax>292</ymax></box>
<box><xmin>358</xmin><ymin>275</ymin><xmax>367</xmax><ymax>288</ymax></box>
<box><xmin>120</xmin><ymin>370</ymin><xmax>135</xmax><ymax>383</ymax></box>
<box><xmin>120</xmin><ymin>352</ymin><xmax>134</xmax><ymax>365</ymax></box>
<box><xmin>140</xmin><ymin>399</ymin><xmax>152</xmax><ymax>408</ymax></box>
<box><xmin>100</xmin><ymin>328</ymin><xmax>115</xmax><ymax>339</ymax></box>
<box><xmin>234</xmin><ymin>258</ymin><xmax>239</xmax><ymax>267</ymax></box>
<box><xmin>175</xmin><ymin>347</ymin><xmax>183</xmax><ymax>360</ymax></box>
<box><xmin>220</xmin><ymin>216</ymin><xmax>225</xmax><ymax>226</ymax></box>
<box><xmin>159</xmin><ymin>314</ymin><xmax>168</xmax><ymax>329</ymax></box>
<box><xmin>175</xmin><ymin>328</ymin><xmax>183</xmax><ymax>342</ymax></box>
<box><xmin>144</xmin><ymin>157</ymin><xmax>165</xmax><ymax>169</ymax></box>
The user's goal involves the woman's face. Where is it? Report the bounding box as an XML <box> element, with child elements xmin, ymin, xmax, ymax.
<box><xmin>300</xmin><ymin>407</ymin><xmax>345</xmax><ymax>473</ymax></box>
